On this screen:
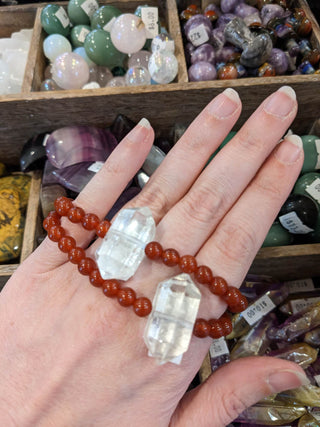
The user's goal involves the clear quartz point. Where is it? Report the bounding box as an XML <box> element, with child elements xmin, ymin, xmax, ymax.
<box><xmin>95</xmin><ymin>207</ymin><xmax>156</xmax><ymax>280</ymax></box>
<box><xmin>143</xmin><ymin>273</ymin><xmax>201</xmax><ymax>365</ymax></box>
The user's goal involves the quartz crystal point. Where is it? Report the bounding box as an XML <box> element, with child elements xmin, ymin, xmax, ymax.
<box><xmin>144</xmin><ymin>273</ymin><xmax>201</xmax><ymax>365</ymax></box>
<box><xmin>267</xmin><ymin>342</ymin><xmax>318</xmax><ymax>369</ymax></box>
<box><xmin>235</xmin><ymin>403</ymin><xmax>307</xmax><ymax>425</ymax></box>
<box><xmin>298</xmin><ymin>413</ymin><xmax>320</xmax><ymax>427</ymax></box>
<box><xmin>96</xmin><ymin>207</ymin><xmax>156</xmax><ymax>281</ymax></box>
<box><xmin>278</xmin><ymin>385</ymin><xmax>320</xmax><ymax>407</ymax></box>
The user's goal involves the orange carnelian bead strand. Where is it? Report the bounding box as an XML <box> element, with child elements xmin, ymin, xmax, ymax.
<box><xmin>58</xmin><ymin>236</ymin><xmax>76</xmax><ymax>253</ymax></box>
<box><xmin>179</xmin><ymin>255</ymin><xmax>197</xmax><ymax>274</ymax></box>
<box><xmin>48</xmin><ymin>225</ymin><xmax>65</xmax><ymax>242</ymax></box>
<box><xmin>133</xmin><ymin>297</ymin><xmax>152</xmax><ymax>317</ymax></box>
<box><xmin>193</xmin><ymin>318</ymin><xmax>210</xmax><ymax>338</ymax></box>
<box><xmin>145</xmin><ymin>241</ymin><xmax>163</xmax><ymax>259</ymax></box>
<box><xmin>68</xmin><ymin>247</ymin><xmax>86</xmax><ymax>264</ymax></box>
<box><xmin>161</xmin><ymin>248</ymin><xmax>180</xmax><ymax>266</ymax></box>
<box><xmin>54</xmin><ymin>196</ymin><xmax>74</xmax><ymax>216</ymax></box>
<box><xmin>102</xmin><ymin>279</ymin><xmax>121</xmax><ymax>297</ymax></box>
<box><xmin>81</xmin><ymin>213</ymin><xmax>100</xmax><ymax>230</ymax></box>
<box><xmin>68</xmin><ymin>206</ymin><xmax>85</xmax><ymax>223</ymax></box>
<box><xmin>117</xmin><ymin>287</ymin><xmax>136</xmax><ymax>307</ymax></box>
<box><xmin>96</xmin><ymin>220</ymin><xmax>111</xmax><ymax>238</ymax></box>
<box><xmin>78</xmin><ymin>257</ymin><xmax>96</xmax><ymax>276</ymax></box>
<box><xmin>89</xmin><ymin>269</ymin><xmax>104</xmax><ymax>287</ymax></box>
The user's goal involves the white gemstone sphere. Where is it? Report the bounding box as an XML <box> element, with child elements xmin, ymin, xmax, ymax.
<box><xmin>82</xmin><ymin>81</ymin><xmax>100</xmax><ymax>89</ymax></box>
<box><xmin>73</xmin><ymin>46</ymin><xmax>95</xmax><ymax>67</ymax></box>
<box><xmin>106</xmin><ymin>76</ymin><xmax>126</xmax><ymax>87</ymax></box>
<box><xmin>148</xmin><ymin>51</ymin><xmax>178</xmax><ymax>84</ymax></box>
<box><xmin>151</xmin><ymin>33</ymin><xmax>175</xmax><ymax>54</ymax></box>
<box><xmin>110</xmin><ymin>13</ymin><xmax>147</xmax><ymax>54</ymax></box>
<box><xmin>43</xmin><ymin>34</ymin><xmax>72</xmax><ymax>63</ymax></box>
<box><xmin>52</xmin><ymin>52</ymin><xmax>90</xmax><ymax>89</ymax></box>
<box><xmin>128</xmin><ymin>50</ymin><xmax>150</xmax><ymax>69</ymax></box>
<box><xmin>125</xmin><ymin>66</ymin><xmax>151</xmax><ymax>86</ymax></box>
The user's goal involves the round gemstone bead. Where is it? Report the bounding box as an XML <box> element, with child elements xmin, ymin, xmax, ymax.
<box><xmin>68</xmin><ymin>206</ymin><xmax>85</xmax><ymax>223</ymax></box>
<box><xmin>209</xmin><ymin>319</ymin><xmax>225</xmax><ymax>339</ymax></box>
<box><xmin>179</xmin><ymin>255</ymin><xmax>197</xmax><ymax>274</ymax></box>
<box><xmin>229</xmin><ymin>295</ymin><xmax>248</xmax><ymax>313</ymax></box>
<box><xmin>78</xmin><ymin>257</ymin><xmax>96</xmax><ymax>275</ymax></box>
<box><xmin>145</xmin><ymin>241</ymin><xmax>163</xmax><ymax>259</ymax></box>
<box><xmin>195</xmin><ymin>265</ymin><xmax>213</xmax><ymax>285</ymax></box>
<box><xmin>224</xmin><ymin>286</ymin><xmax>242</xmax><ymax>306</ymax></box>
<box><xmin>43</xmin><ymin>214</ymin><xmax>60</xmax><ymax>231</ymax></box>
<box><xmin>110</xmin><ymin>14</ymin><xmax>147</xmax><ymax>54</ymax></box>
<box><xmin>70</xmin><ymin>25</ymin><xmax>91</xmax><ymax>48</ymax></box>
<box><xmin>102</xmin><ymin>279</ymin><xmax>120</xmax><ymax>297</ymax></box>
<box><xmin>133</xmin><ymin>297</ymin><xmax>152</xmax><ymax>317</ymax></box>
<box><xmin>91</xmin><ymin>5</ymin><xmax>122</xmax><ymax>30</ymax></box>
<box><xmin>209</xmin><ymin>276</ymin><xmax>228</xmax><ymax>296</ymax></box>
<box><xmin>52</xmin><ymin>52</ymin><xmax>90</xmax><ymax>90</ymax></box>
<box><xmin>117</xmin><ymin>287</ymin><xmax>136</xmax><ymax>306</ymax></box>
<box><xmin>41</xmin><ymin>4</ymin><xmax>71</xmax><ymax>37</ymax></box>
<box><xmin>68</xmin><ymin>247</ymin><xmax>86</xmax><ymax>264</ymax></box>
<box><xmin>58</xmin><ymin>236</ymin><xmax>76</xmax><ymax>253</ymax></box>
<box><xmin>193</xmin><ymin>318</ymin><xmax>210</xmax><ymax>337</ymax></box>
<box><xmin>48</xmin><ymin>225</ymin><xmax>65</xmax><ymax>242</ymax></box>
<box><xmin>84</xmin><ymin>29</ymin><xmax>126</xmax><ymax>68</ymax></box>
<box><xmin>68</xmin><ymin>0</ymin><xmax>99</xmax><ymax>26</ymax></box>
<box><xmin>54</xmin><ymin>196</ymin><xmax>74</xmax><ymax>216</ymax></box>
<box><xmin>161</xmin><ymin>248</ymin><xmax>180</xmax><ymax>266</ymax></box>
<box><xmin>89</xmin><ymin>269</ymin><xmax>104</xmax><ymax>287</ymax></box>
<box><xmin>125</xmin><ymin>66</ymin><xmax>151</xmax><ymax>86</ymax></box>
<box><xmin>219</xmin><ymin>313</ymin><xmax>233</xmax><ymax>335</ymax></box>
<box><xmin>148</xmin><ymin>51</ymin><xmax>178</xmax><ymax>84</ymax></box>
<box><xmin>81</xmin><ymin>213</ymin><xmax>100</xmax><ymax>230</ymax></box>
<box><xmin>43</xmin><ymin>34</ymin><xmax>72</xmax><ymax>63</ymax></box>
<box><xmin>96</xmin><ymin>220</ymin><xmax>111</xmax><ymax>238</ymax></box>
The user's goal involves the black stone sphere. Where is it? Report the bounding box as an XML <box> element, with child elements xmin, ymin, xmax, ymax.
<box><xmin>278</xmin><ymin>194</ymin><xmax>319</xmax><ymax>233</ymax></box>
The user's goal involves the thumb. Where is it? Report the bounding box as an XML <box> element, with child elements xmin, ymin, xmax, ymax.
<box><xmin>170</xmin><ymin>356</ymin><xmax>310</xmax><ymax>427</ymax></box>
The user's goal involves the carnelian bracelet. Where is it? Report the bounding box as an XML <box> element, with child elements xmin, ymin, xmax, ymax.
<box><xmin>43</xmin><ymin>196</ymin><xmax>248</xmax><ymax>340</ymax></box>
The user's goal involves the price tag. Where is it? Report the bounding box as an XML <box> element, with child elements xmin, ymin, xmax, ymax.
<box><xmin>306</xmin><ymin>177</ymin><xmax>320</xmax><ymax>204</ymax></box>
<box><xmin>209</xmin><ymin>338</ymin><xmax>229</xmax><ymax>358</ymax></box>
<box><xmin>141</xmin><ymin>7</ymin><xmax>159</xmax><ymax>39</ymax></box>
<box><xmin>285</xmin><ymin>278</ymin><xmax>315</xmax><ymax>293</ymax></box>
<box><xmin>242</xmin><ymin>295</ymin><xmax>276</xmax><ymax>326</ymax></box>
<box><xmin>88</xmin><ymin>161</ymin><xmax>104</xmax><ymax>173</ymax></box>
<box><xmin>279</xmin><ymin>211</ymin><xmax>314</xmax><ymax>234</ymax></box>
<box><xmin>188</xmin><ymin>24</ymin><xmax>209</xmax><ymax>47</ymax></box>
<box><xmin>81</xmin><ymin>0</ymin><xmax>99</xmax><ymax>18</ymax></box>
<box><xmin>55</xmin><ymin>7</ymin><xmax>70</xmax><ymax>29</ymax></box>
<box><xmin>152</xmin><ymin>38</ymin><xmax>175</xmax><ymax>53</ymax></box>
<box><xmin>291</xmin><ymin>296</ymin><xmax>320</xmax><ymax>314</ymax></box>
<box><xmin>315</xmin><ymin>139</ymin><xmax>320</xmax><ymax>169</ymax></box>
<box><xmin>77</xmin><ymin>27</ymin><xmax>90</xmax><ymax>43</ymax></box>
<box><xmin>103</xmin><ymin>16</ymin><xmax>117</xmax><ymax>33</ymax></box>
<box><xmin>42</xmin><ymin>134</ymin><xmax>50</xmax><ymax>147</ymax></box>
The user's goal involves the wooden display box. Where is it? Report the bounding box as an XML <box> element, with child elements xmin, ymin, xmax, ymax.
<box><xmin>0</xmin><ymin>0</ymin><xmax>320</xmax><ymax>281</ymax></box>
<box><xmin>0</xmin><ymin>171</ymin><xmax>42</xmax><ymax>287</ymax></box>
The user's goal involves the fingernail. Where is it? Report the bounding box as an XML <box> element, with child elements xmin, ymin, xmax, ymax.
<box><xmin>267</xmin><ymin>370</ymin><xmax>310</xmax><ymax>393</ymax></box>
<box><xmin>137</xmin><ymin>118</ymin><xmax>151</xmax><ymax>129</ymax></box>
<box><xmin>207</xmin><ymin>88</ymin><xmax>240</xmax><ymax>119</ymax></box>
<box><xmin>274</xmin><ymin>134</ymin><xmax>303</xmax><ymax>164</ymax></box>
<box><xmin>264</xmin><ymin>86</ymin><xmax>296</xmax><ymax>118</ymax></box>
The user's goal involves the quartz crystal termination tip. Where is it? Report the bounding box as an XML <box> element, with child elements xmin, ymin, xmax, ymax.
<box><xmin>144</xmin><ymin>273</ymin><xmax>201</xmax><ymax>365</ymax></box>
<box><xmin>96</xmin><ymin>206</ymin><xmax>156</xmax><ymax>281</ymax></box>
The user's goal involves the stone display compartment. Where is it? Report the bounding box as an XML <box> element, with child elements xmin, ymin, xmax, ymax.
<box><xmin>0</xmin><ymin>0</ymin><xmax>320</xmax><ymax>281</ymax></box>
<box><xmin>0</xmin><ymin>171</ymin><xmax>42</xmax><ymax>287</ymax></box>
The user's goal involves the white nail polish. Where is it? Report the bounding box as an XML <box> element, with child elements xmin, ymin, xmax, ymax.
<box><xmin>138</xmin><ymin>118</ymin><xmax>151</xmax><ymax>129</ymax></box>
<box><xmin>223</xmin><ymin>87</ymin><xmax>240</xmax><ymax>103</ymax></box>
<box><xmin>278</xmin><ymin>86</ymin><xmax>296</xmax><ymax>101</ymax></box>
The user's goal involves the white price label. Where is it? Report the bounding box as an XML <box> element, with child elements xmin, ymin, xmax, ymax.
<box><xmin>42</xmin><ymin>134</ymin><xmax>50</xmax><ymax>147</ymax></box>
<box><xmin>188</xmin><ymin>23</ymin><xmax>209</xmax><ymax>47</ymax></box>
<box><xmin>88</xmin><ymin>161</ymin><xmax>104</xmax><ymax>173</ymax></box>
<box><xmin>77</xmin><ymin>27</ymin><xmax>90</xmax><ymax>43</ymax></box>
<box><xmin>314</xmin><ymin>374</ymin><xmax>320</xmax><ymax>387</ymax></box>
<box><xmin>291</xmin><ymin>296</ymin><xmax>320</xmax><ymax>314</ymax></box>
<box><xmin>152</xmin><ymin>38</ymin><xmax>175</xmax><ymax>53</ymax></box>
<box><xmin>279</xmin><ymin>211</ymin><xmax>314</xmax><ymax>234</ymax></box>
<box><xmin>315</xmin><ymin>139</ymin><xmax>320</xmax><ymax>169</ymax></box>
<box><xmin>141</xmin><ymin>7</ymin><xmax>159</xmax><ymax>39</ymax></box>
<box><xmin>55</xmin><ymin>7</ymin><xmax>70</xmax><ymax>29</ymax></box>
<box><xmin>242</xmin><ymin>295</ymin><xmax>276</xmax><ymax>326</ymax></box>
<box><xmin>81</xmin><ymin>0</ymin><xmax>99</xmax><ymax>18</ymax></box>
<box><xmin>209</xmin><ymin>338</ymin><xmax>229</xmax><ymax>358</ymax></box>
<box><xmin>306</xmin><ymin>177</ymin><xmax>320</xmax><ymax>203</ymax></box>
<box><xmin>103</xmin><ymin>16</ymin><xmax>117</xmax><ymax>33</ymax></box>
<box><xmin>285</xmin><ymin>278</ymin><xmax>315</xmax><ymax>293</ymax></box>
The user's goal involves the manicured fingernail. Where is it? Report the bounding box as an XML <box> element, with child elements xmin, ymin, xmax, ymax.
<box><xmin>267</xmin><ymin>370</ymin><xmax>310</xmax><ymax>393</ymax></box>
<box><xmin>137</xmin><ymin>118</ymin><xmax>151</xmax><ymax>129</ymax></box>
<box><xmin>207</xmin><ymin>88</ymin><xmax>240</xmax><ymax>119</ymax></box>
<box><xmin>264</xmin><ymin>86</ymin><xmax>296</xmax><ymax>118</ymax></box>
<box><xmin>274</xmin><ymin>134</ymin><xmax>303</xmax><ymax>164</ymax></box>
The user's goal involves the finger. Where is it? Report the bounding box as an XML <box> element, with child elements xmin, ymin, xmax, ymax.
<box><xmin>170</xmin><ymin>356</ymin><xmax>309</xmax><ymax>427</ymax></box>
<box><xmin>157</xmin><ymin>86</ymin><xmax>298</xmax><ymax>252</ymax></box>
<box><xmin>32</xmin><ymin>119</ymin><xmax>155</xmax><ymax>270</ymax></box>
<box><xmin>131</xmin><ymin>88</ymin><xmax>242</xmax><ymax>222</ymax></box>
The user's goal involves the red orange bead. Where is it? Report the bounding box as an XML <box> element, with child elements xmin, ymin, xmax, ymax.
<box><xmin>54</xmin><ymin>196</ymin><xmax>73</xmax><ymax>216</ymax></box>
<box><xmin>43</xmin><ymin>214</ymin><xmax>60</xmax><ymax>231</ymax></box>
<box><xmin>179</xmin><ymin>255</ymin><xmax>197</xmax><ymax>274</ymax></box>
<box><xmin>209</xmin><ymin>276</ymin><xmax>228</xmax><ymax>296</ymax></box>
<box><xmin>68</xmin><ymin>247</ymin><xmax>86</xmax><ymax>264</ymax></box>
<box><xmin>161</xmin><ymin>248</ymin><xmax>180</xmax><ymax>266</ymax></box>
<box><xmin>219</xmin><ymin>313</ymin><xmax>233</xmax><ymax>336</ymax></box>
<box><xmin>209</xmin><ymin>319</ymin><xmax>225</xmax><ymax>339</ymax></box>
<box><xmin>193</xmin><ymin>318</ymin><xmax>210</xmax><ymax>338</ymax></box>
<box><xmin>96</xmin><ymin>220</ymin><xmax>111</xmax><ymax>238</ymax></box>
<box><xmin>48</xmin><ymin>225</ymin><xmax>65</xmax><ymax>242</ymax></box>
<box><xmin>81</xmin><ymin>213</ymin><xmax>100</xmax><ymax>230</ymax></box>
<box><xmin>102</xmin><ymin>279</ymin><xmax>120</xmax><ymax>297</ymax></box>
<box><xmin>195</xmin><ymin>265</ymin><xmax>213</xmax><ymax>285</ymax></box>
<box><xmin>223</xmin><ymin>286</ymin><xmax>242</xmax><ymax>306</ymax></box>
<box><xmin>58</xmin><ymin>236</ymin><xmax>76</xmax><ymax>253</ymax></box>
<box><xmin>78</xmin><ymin>257</ymin><xmax>96</xmax><ymax>276</ymax></box>
<box><xmin>145</xmin><ymin>241</ymin><xmax>163</xmax><ymax>259</ymax></box>
<box><xmin>133</xmin><ymin>297</ymin><xmax>152</xmax><ymax>317</ymax></box>
<box><xmin>117</xmin><ymin>287</ymin><xmax>136</xmax><ymax>307</ymax></box>
<box><xmin>228</xmin><ymin>295</ymin><xmax>248</xmax><ymax>313</ymax></box>
<box><xmin>68</xmin><ymin>206</ymin><xmax>85</xmax><ymax>223</ymax></box>
<box><xmin>89</xmin><ymin>269</ymin><xmax>104</xmax><ymax>287</ymax></box>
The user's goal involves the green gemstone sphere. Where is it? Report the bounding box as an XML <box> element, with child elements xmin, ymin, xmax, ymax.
<box><xmin>41</xmin><ymin>4</ymin><xmax>71</xmax><ymax>37</ymax></box>
<box><xmin>90</xmin><ymin>5</ymin><xmax>122</xmax><ymax>30</ymax></box>
<box><xmin>70</xmin><ymin>25</ymin><xmax>91</xmax><ymax>48</ymax></box>
<box><xmin>262</xmin><ymin>222</ymin><xmax>293</xmax><ymax>247</ymax></box>
<box><xmin>68</xmin><ymin>0</ymin><xmax>100</xmax><ymax>25</ymax></box>
<box><xmin>301</xmin><ymin>134</ymin><xmax>320</xmax><ymax>173</ymax></box>
<box><xmin>293</xmin><ymin>172</ymin><xmax>320</xmax><ymax>202</ymax></box>
<box><xmin>84</xmin><ymin>29</ymin><xmax>126</xmax><ymax>68</ymax></box>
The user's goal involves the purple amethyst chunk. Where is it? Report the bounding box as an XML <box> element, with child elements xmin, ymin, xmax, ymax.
<box><xmin>210</xmin><ymin>27</ymin><xmax>225</xmax><ymax>49</ymax></box>
<box><xmin>191</xmin><ymin>43</ymin><xmax>215</xmax><ymax>65</ymax></box>
<box><xmin>216</xmin><ymin>13</ymin><xmax>237</xmax><ymax>30</ymax></box>
<box><xmin>269</xmin><ymin>47</ymin><xmax>289</xmax><ymax>74</ymax></box>
<box><xmin>188</xmin><ymin>61</ymin><xmax>217</xmax><ymax>81</ymax></box>
<box><xmin>261</xmin><ymin>4</ymin><xmax>285</xmax><ymax>26</ymax></box>
<box><xmin>234</xmin><ymin>3</ymin><xmax>258</xmax><ymax>19</ymax></box>
<box><xmin>184</xmin><ymin>15</ymin><xmax>212</xmax><ymax>47</ymax></box>
<box><xmin>220</xmin><ymin>0</ymin><xmax>240</xmax><ymax>14</ymax></box>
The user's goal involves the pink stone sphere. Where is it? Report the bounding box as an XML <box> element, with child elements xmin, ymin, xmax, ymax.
<box><xmin>110</xmin><ymin>13</ymin><xmax>147</xmax><ymax>54</ymax></box>
<box><xmin>52</xmin><ymin>52</ymin><xmax>90</xmax><ymax>90</ymax></box>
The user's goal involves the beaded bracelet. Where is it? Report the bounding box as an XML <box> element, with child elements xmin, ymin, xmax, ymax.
<box><xmin>43</xmin><ymin>197</ymin><xmax>248</xmax><ymax>340</ymax></box>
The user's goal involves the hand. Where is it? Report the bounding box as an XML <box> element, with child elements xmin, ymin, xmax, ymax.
<box><xmin>0</xmin><ymin>86</ymin><xmax>309</xmax><ymax>427</ymax></box>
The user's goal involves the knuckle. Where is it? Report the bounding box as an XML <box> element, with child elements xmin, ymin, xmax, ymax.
<box><xmin>136</xmin><ymin>179</ymin><xmax>171</xmax><ymax>219</ymax></box>
<box><xmin>218</xmin><ymin>389</ymin><xmax>249</xmax><ymax>425</ymax></box>
<box><xmin>235</xmin><ymin>130</ymin><xmax>265</xmax><ymax>156</ymax></box>
<box><xmin>252</xmin><ymin>174</ymin><xmax>283</xmax><ymax>202</ymax></box>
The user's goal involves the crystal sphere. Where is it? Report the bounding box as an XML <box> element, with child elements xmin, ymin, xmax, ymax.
<box><xmin>151</xmin><ymin>33</ymin><xmax>175</xmax><ymax>54</ymax></box>
<box><xmin>70</xmin><ymin>25</ymin><xmax>91</xmax><ymax>48</ymax></box>
<box><xmin>68</xmin><ymin>0</ymin><xmax>99</xmax><ymax>25</ymax></box>
<box><xmin>82</xmin><ymin>81</ymin><xmax>100</xmax><ymax>89</ymax></box>
<box><xmin>95</xmin><ymin>65</ymin><xmax>113</xmax><ymax>85</ymax></box>
<box><xmin>84</xmin><ymin>29</ymin><xmax>126</xmax><ymax>68</ymax></box>
<box><xmin>41</xmin><ymin>4</ymin><xmax>71</xmax><ymax>37</ymax></box>
<box><xmin>90</xmin><ymin>5</ymin><xmax>121</xmax><ymax>30</ymax></box>
<box><xmin>148</xmin><ymin>51</ymin><xmax>178</xmax><ymax>84</ymax></box>
<box><xmin>106</xmin><ymin>76</ymin><xmax>126</xmax><ymax>87</ymax></box>
<box><xmin>110</xmin><ymin>14</ymin><xmax>147</xmax><ymax>54</ymax></box>
<box><xmin>52</xmin><ymin>52</ymin><xmax>90</xmax><ymax>89</ymax></box>
<box><xmin>40</xmin><ymin>78</ymin><xmax>62</xmax><ymax>91</ymax></box>
<box><xmin>73</xmin><ymin>46</ymin><xmax>95</xmax><ymax>66</ymax></box>
<box><xmin>188</xmin><ymin>61</ymin><xmax>217</xmax><ymax>81</ymax></box>
<box><xmin>125</xmin><ymin>66</ymin><xmax>151</xmax><ymax>86</ymax></box>
<box><xmin>43</xmin><ymin>34</ymin><xmax>72</xmax><ymax>63</ymax></box>
<box><xmin>127</xmin><ymin>50</ymin><xmax>151</xmax><ymax>69</ymax></box>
